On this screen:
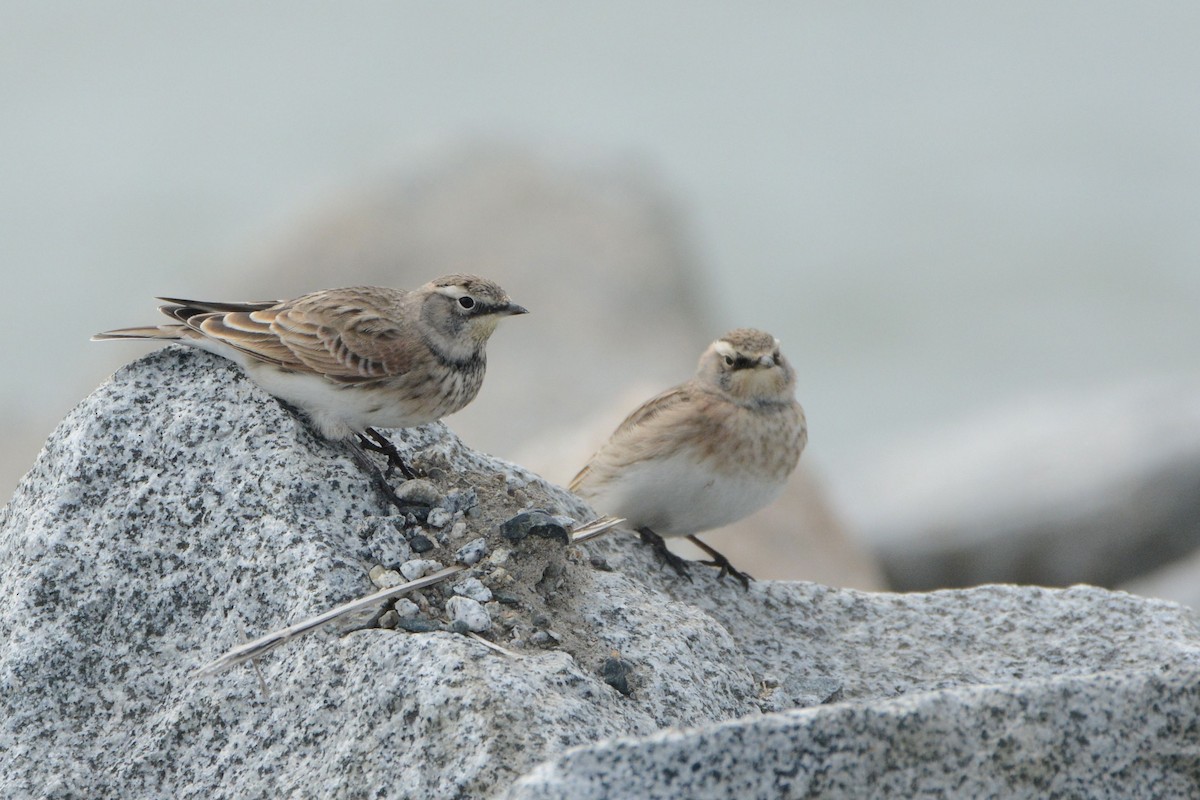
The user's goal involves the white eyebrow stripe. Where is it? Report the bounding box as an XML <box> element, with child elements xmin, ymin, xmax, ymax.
<box><xmin>713</xmin><ymin>340</ymin><xmax>737</xmax><ymax>358</ymax></box>
<box><xmin>434</xmin><ymin>285</ymin><xmax>468</xmax><ymax>299</ymax></box>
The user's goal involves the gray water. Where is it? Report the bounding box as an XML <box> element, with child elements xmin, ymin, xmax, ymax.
<box><xmin>3</xmin><ymin>1</ymin><xmax>1199</xmax><ymax>495</ymax></box>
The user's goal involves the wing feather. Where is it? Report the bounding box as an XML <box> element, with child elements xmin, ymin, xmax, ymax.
<box><xmin>156</xmin><ymin>297</ymin><xmax>278</xmax><ymax>313</ymax></box>
<box><xmin>569</xmin><ymin>384</ymin><xmax>696</xmax><ymax>492</ymax></box>
<box><xmin>268</xmin><ymin>296</ymin><xmax>417</xmax><ymax>382</ymax></box>
<box><xmin>193</xmin><ymin>313</ymin><xmax>297</xmax><ymax>366</ymax></box>
<box><xmin>151</xmin><ymin>287</ymin><xmax>418</xmax><ymax>382</ymax></box>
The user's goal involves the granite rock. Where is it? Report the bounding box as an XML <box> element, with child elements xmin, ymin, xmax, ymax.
<box><xmin>508</xmin><ymin>667</ymin><xmax>1200</xmax><ymax>799</ymax></box>
<box><xmin>833</xmin><ymin>377</ymin><xmax>1200</xmax><ymax>590</ymax></box>
<box><xmin>3</xmin><ymin>350</ymin><xmax>1199</xmax><ymax>799</ymax></box>
<box><xmin>445</xmin><ymin>596</ymin><xmax>492</xmax><ymax>633</ymax></box>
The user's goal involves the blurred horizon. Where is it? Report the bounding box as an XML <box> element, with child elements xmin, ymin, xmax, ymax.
<box><xmin>4</xmin><ymin>2</ymin><xmax>1200</xmax><ymax>504</ymax></box>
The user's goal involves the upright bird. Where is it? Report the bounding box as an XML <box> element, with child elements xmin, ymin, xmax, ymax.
<box><xmin>94</xmin><ymin>275</ymin><xmax>527</xmax><ymax>507</ymax></box>
<box><xmin>570</xmin><ymin>328</ymin><xmax>806</xmax><ymax>588</ymax></box>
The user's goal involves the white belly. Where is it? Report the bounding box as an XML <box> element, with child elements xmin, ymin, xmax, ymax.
<box><xmin>585</xmin><ymin>451</ymin><xmax>786</xmax><ymax>537</ymax></box>
<box><xmin>182</xmin><ymin>339</ymin><xmax>446</xmax><ymax>440</ymax></box>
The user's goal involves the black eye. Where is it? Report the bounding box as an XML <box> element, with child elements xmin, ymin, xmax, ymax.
<box><xmin>458</xmin><ymin>296</ymin><xmax>475</xmax><ymax>309</ymax></box>
<box><xmin>724</xmin><ymin>355</ymin><xmax>734</xmax><ymax>366</ymax></box>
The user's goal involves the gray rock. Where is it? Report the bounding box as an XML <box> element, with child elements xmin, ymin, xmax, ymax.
<box><xmin>408</xmin><ymin>532</ymin><xmax>436</xmax><ymax>553</ymax></box>
<box><xmin>455</xmin><ymin>537</ymin><xmax>488</xmax><ymax>566</ymax></box>
<box><xmin>394</xmin><ymin>617</ymin><xmax>441</xmax><ymax>633</ymax></box>
<box><xmin>445</xmin><ymin>596</ymin><xmax>491</xmax><ymax>633</ymax></box>
<box><xmin>507</xmin><ymin>667</ymin><xmax>1200</xmax><ymax>799</ymax></box>
<box><xmin>392</xmin><ymin>598</ymin><xmax>420</xmax><ymax>618</ymax></box>
<box><xmin>3</xmin><ymin>349</ymin><xmax>1199</xmax><ymax>799</ymax></box>
<box><xmin>399</xmin><ymin>558</ymin><xmax>443</xmax><ymax>581</ymax></box>
<box><xmin>452</xmin><ymin>577</ymin><xmax>493</xmax><ymax>604</ymax></box>
<box><xmin>500</xmin><ymin>510</ymin><xmax>570</xmax><ymax>545</ymax></box>
<box><xmin>368</xmin><ymin>566</ymin><xmax>403</xmax><ymax>589</ymax></box>
<box><xmin>393</xmin><ymin>479</ymin><xmax>443</xmax><ymax>508</ymax></box>
<box><xmin>833</xmin><ymin>378</ymin><xmax>1200</xmax><ymax>589</ymax></box>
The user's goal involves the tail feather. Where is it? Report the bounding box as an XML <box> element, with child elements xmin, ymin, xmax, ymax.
<box><xmin>91</xmin><ymin>325</ymin><xmax>187</xmax><ymax>342</ymax></box>
<box><xmin>156</xmin><ymin>297</ymin><xmax>277</xmax><ymax>313</ymax></box>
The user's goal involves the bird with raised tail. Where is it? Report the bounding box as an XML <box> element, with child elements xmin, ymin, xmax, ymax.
<box><xmin>570</xmin><ymin>328</ymin><xmax>806</xmax><ymax>588</ymax></box>
<box><xmin>94</xmin><ymin>275</ymin><xmax>528</xmax><ymax>507</ymax></box>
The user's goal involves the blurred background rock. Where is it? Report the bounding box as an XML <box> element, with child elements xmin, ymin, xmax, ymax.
<box><xmin>3</xmin><ymin>3</ymin><xmax>1199</xmax><ymax>596</ymax></box>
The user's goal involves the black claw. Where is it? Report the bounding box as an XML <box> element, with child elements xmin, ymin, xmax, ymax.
<box><xmin>346</xmin><ymin>438</ymin><xmax>410</xmax><ymax>513</ymax></box>
<box><xmin>698</xmin><ymin>558</ymin><xmax>754</xmax><ymax>590</ymax></box>
<box><xmin>357</xmin><ymin>428</ymin><xmax>417</xmax><ymax>480</ymax></box>
<box><xmin>638</xmin><ymin>528</ymin><xmax>693</xmax><ymax>582</ymax></box>
<box><xmin>688</xmin><ymin>535</ymin><xmax>754</xmax><ymax>590</ymax></box>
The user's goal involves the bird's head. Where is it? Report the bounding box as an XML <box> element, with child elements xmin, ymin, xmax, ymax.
<box><xmin>419</xmin><ymin>274</ymin><xmax>528</xmax><ymax>361</ymax></box>
<box><xmin>697</xmin><ymin>328</ymin><xmax>795</xmax><ymax>404</ymax></box>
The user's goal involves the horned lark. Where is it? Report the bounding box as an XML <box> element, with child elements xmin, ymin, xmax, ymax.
<box><xmin>570</xmin><ymin>329</ymin><xmax>806</xmax><ymax>588</ymax></box>
<box><xmin>94</xmin><ymin>275</ymin><xmax>527</xmax><ymax>506</ymax></box>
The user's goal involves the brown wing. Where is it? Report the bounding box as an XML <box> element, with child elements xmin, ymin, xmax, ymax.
<box><xmin>160</xmin><ymin>288</ymin><xmax>419</xmax><ymax>381</ymax></box>
<box><xmin>608</xmin><ymin>384</ymin><xmax>693</xmax><ymax>439</ymax></box>
<box><xmin>568</xmin><ymin>384</ymin><xmax>694</xmax><ymax>492</ymax></box>
<box><xmin>191</xmin><ymin>308</ymin><xmax>304</xmax><ymax>367</ymax></box>
<box><xmin>158</xmin><ymin>299</ymin><xmax>299</xmax><ymax>366</ymax></box>
<box><xmin>266</xmin><ymin>292</ymin><xmax>419</xmax><ymax>382</ymax></box>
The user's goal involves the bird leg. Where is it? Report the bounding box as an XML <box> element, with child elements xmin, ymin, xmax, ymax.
<box><xmin>357</xmin><ymin>427</ymin><xmax>417</xmax><ymax>480</ymax></box>
<box><xmin>274</xmin><ymin>397</ymin><xmax>421</xmax><ymax>514</ymax></box>
<box><xmin>687</xmin><ymin>535</ymin><xmax>754</xmax><ymax>590</ymax></box>
<box><xmin>638</xmin><ymin>527</ymin><xmax>693</xmax><ymax>582</ymax></box>
<box><xmin>345</xmin><ymin>439</ymin><xmax>420</xmax><ymax>514</ymax></box>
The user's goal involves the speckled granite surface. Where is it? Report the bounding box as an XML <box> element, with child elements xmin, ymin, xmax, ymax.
<box><xmin>3</xmin><ymin>348</ymin><xmax>1199</xmax><ymax>799</ymax></box>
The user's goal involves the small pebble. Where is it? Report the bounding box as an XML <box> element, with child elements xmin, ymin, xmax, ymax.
<box><xmin>409</xmin><ymin>533</ymin><xmax>435</xmax><ymax>554</ymax></box>
<box><xmin>499</xmin><ymin>510</ymin><xmax>569</xmax><ymax>545</ymax></box>
<box><xmin>448</xmin><ymin>620</ymin><xmax>470</xmax><ymax>634</ymax></box>
<box><xmin>393</xmin><ymin>598</ymin><xmax>420</xmax><ymax>617</ymax></box>
<box><xmin>426</xmin><ymin>508</ymin><xmax>453</xmax><ymax>528</ymax></box>
<box><xmin>492</xmin><ymin>590</ymin><xmax>521</xmax><ymax>606</ymax></box>
<box><xmin>399</xmin><ymin>559</ymin><xmax>443</xmax><ymax>581</ymax></box>
<box><xmin>378</xmin><ymin>610</ymin><xmax>399</xmax><ymax>629</ymax></box>
<box><xmin>455</xmin><ymin>538</ymin><xmax>488</xmax><ymax>566</ymax></box>
<box><xmin>396</xmin><ymin>617</ymin><xmax>441</xmax><ymax>633</ymax></box>
<box><xmin>443</xmin><ymin>488</ymin><xmax>477</xmax><ymax>514</ymax></box>
<box><xmin>445</xmin><ymin>596</ymin><xmax>491</xmax><ymax>632</ymax></box>
<box><xmin>529</xmin><ymin>630</ymin><xmax>554</xmax><ymax>647</ymax></box>
<box><xmin>393</xmin><ymin>479</ymin><xmax>443</xmax><ymax>507</ymax></box>
<box><xmin>589</xmin><ymin>555</ymin><xmax>612</xmax><ymax>572</ymax></box>
<box><xmin>452</xmin><ymin>577</ymin><xmax>493</xmax><ymax>603</ymax></box>
<box><xmin>368</xmin><ymin>568</ymin><xmax>404</xmax><ymax>589</ymax></box>
<box><xmin>601</xmin><ymin>656</ymin><xmax>634</xmax><ymax>696</ymax></box>
<box><xmin>449</xmin><ymin>521</ymin><xmax>469</xmax><ymax>540</ymax></box>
